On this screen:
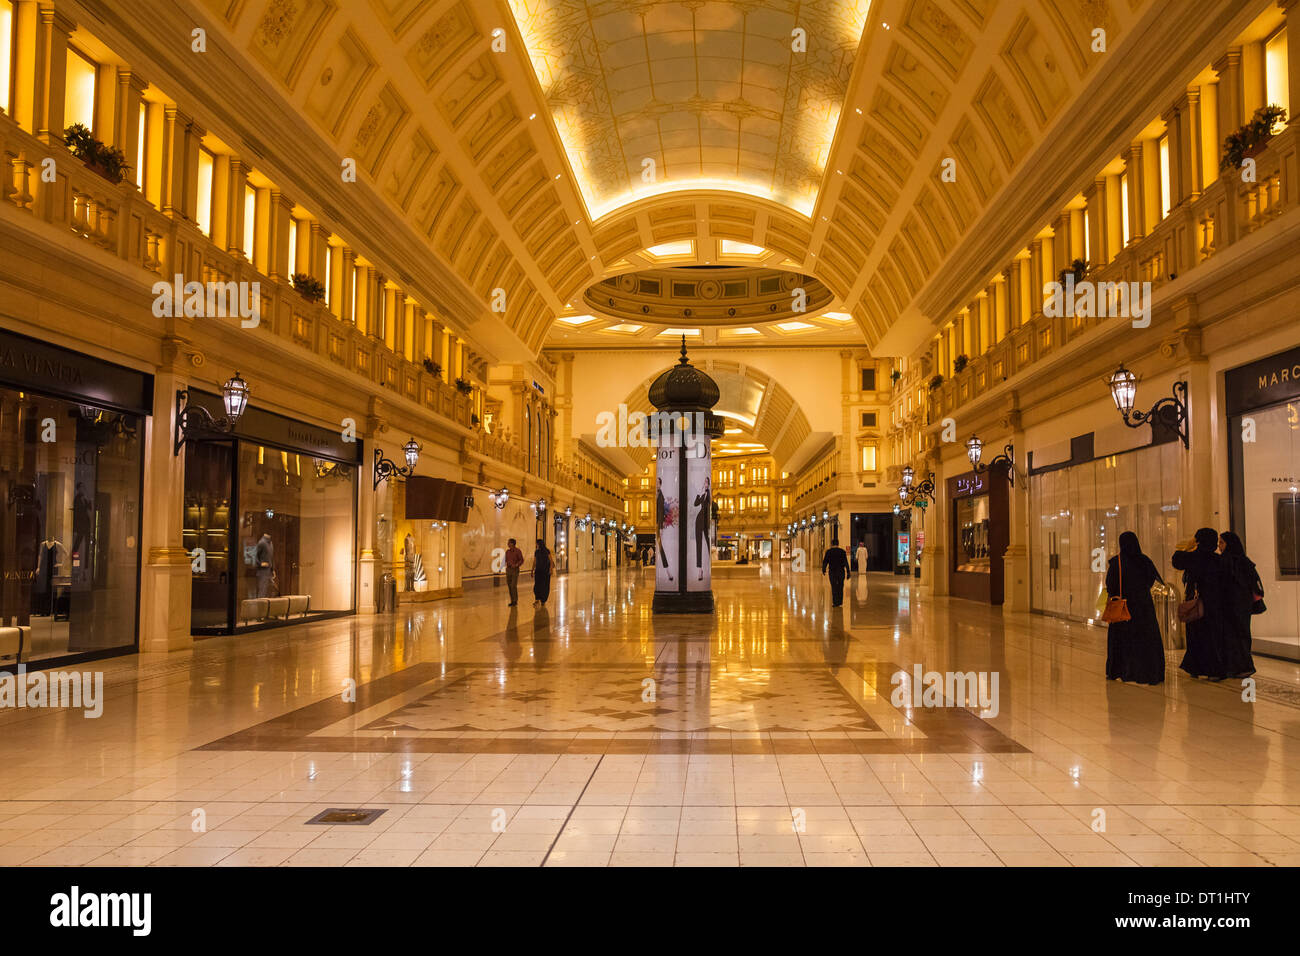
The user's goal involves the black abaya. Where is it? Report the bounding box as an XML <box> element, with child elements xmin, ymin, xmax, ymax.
<box><xmin>1104</xmin><ymin>553</ymin><xmax>1166</xmax><ymax>684</ymax></box>
<box><xmin>1173</xmin><ymin>546</ymin><xmax>1252</xmax><ymax>679</ymax></box>
<box><xmin>532</xmin><ymin>548</ymin><xmax>552</xmax><ymax>604</ymax></box>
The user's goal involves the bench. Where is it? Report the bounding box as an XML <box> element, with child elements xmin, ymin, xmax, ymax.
<box><xmin>0</xmin><ymin>625</ymin><xmax>29</xmax><ymax>662</ymax></box>
<box><xmin>238</xmin><ymin>596</ymin><xmax>313</xmax><ymax>624</ymax></box>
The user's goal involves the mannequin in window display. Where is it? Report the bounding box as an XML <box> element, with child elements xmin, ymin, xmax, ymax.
<box><xmin>402</xmin><ymin>533</ymin><xmax>417</xmax><ymax>591</ymax></box>
<box><xmin>32</xmin><ymin>536</ymin><xmax>68</xmax><ymax>617</ymax></box>
<box><xmin>255</xmin><ymin>532</ymin><xmax>275</xmax><ymax>597</ymax></box>
<box><xmin>72</xmin><ymin>482</ymin><xmax>93</xmax><ymax>573</ymax></box>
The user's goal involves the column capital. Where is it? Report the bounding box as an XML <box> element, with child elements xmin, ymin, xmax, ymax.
<box><xmin>118</xmin><ymin>68</ymin><xmax>150</xmax><ymax>93</ymax></box>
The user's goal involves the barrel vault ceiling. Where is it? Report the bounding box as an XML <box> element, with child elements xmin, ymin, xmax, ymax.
<box><xmin>104</xmin><ymin>0</ymin><xmax>1244</xmax><ymax>362</ymax></box>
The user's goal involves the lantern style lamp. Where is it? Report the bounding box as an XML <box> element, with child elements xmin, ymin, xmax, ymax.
<box><xmin>966</xmin><ymin>434</ymin><xmax>1016</xmax><ymax>486</ymax></box>
<box><xmin>174</xmin><ymin>371</ymin><xmax>251</xmax><ymax>455</ymax></box>
<box><xmin>1109</xmin><ymin>364</ymin><xmax>1189</xmax><ymax>448</ymax></box>
<box><xmin>374</xmin><ymin>437</ymin><xmax>420</xmax><ymax>488</ymax></box>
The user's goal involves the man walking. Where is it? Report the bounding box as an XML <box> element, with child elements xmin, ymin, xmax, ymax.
<box><xmin>504</xmin><ymin>537</ymin><xmax>524</xmax><ymax>606</ymax></box>
<box><xmin>822</xmin><ymin>537</ymin><xmax>850</xmax><ymax>608</ymax></box>
<box><xmin>855</xmin><ymin>540</ymin><xmax>869</xmax><ymax>576</ymax></box>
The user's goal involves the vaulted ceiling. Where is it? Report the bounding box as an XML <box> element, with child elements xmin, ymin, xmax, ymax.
<box><xmin>89</xmin><ymin>0</ymin><xmax>1251</xmax><ymax>363</ymax></box>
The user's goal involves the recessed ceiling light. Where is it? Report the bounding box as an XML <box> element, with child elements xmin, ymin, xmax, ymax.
<box><xmin>778</xmin><ymin>321</ymin><xmax>814</xmax><ymax>331</ymax></box>
<box><xmin>529</xmin><ymin>113</ymin><xmax>536</xmax><ymax>120</ymax></box>
<box><xmin>557</xmin><ymin>314</ymin><xmax>595</xmax><ymax>325</ymax></box>
<box><xmin>555</xmin><ymin>173</ymin><xmax>561</xmax><ymax>179</ymax></box>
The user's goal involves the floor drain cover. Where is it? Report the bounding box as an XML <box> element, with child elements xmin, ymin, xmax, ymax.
<box><xmin>306</xmin><ymin>808</ymin><xmax>388</xmax><ymax>825</ymax></box>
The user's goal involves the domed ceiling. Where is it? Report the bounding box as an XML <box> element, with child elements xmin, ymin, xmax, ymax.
<box><xmin>506</xmin><ymin>0</ymin><xmax>872</xmax><ymax>219</ymax></box>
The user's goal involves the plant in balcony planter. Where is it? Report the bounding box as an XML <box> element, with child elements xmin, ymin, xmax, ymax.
<box><xmin>471</xmin><ymin>413</ymin><xmax>480</xmax><ymax>427</ymax></box>
<box><xmin>422</xmin><ymin>358</ymin><xmax>441</xmax><ymax>376</ymax></box>
<box><xmin>952</xmin><ymin>354</ymin><xmax>969</xmax><ymax>374</ymax></box>
<box><xmin>290</xmin><ymin>273</ymin><xmax>326</xmax><ymax>303</ymax></box>
<box><xmin>453</xmin><ymin>377</ymin><xmax>473</xmax><ymax>395</ymax></box>
<box><xmin>1220</xmin><ymin>104</ymin><xmax>1288</xmax><ymax>172</ymax></box>
<box><xmin>890</xmin><ymin>369</ymin><xmax>902</xmax><ymax>384</ymax></box>
<box><xmin>63</xmin><ymin>124</ymin><xmax>131</xmax><ymax>185</ymax></box>
<box><xmin>1059</xmin><ymin>258</ymin><xmax>1088</xmax><ymax>286</ymax></box>
<box><xmin>928</xmin><ymin>374</ymin><xmax>945</xmax><ymax>391</ymax></box>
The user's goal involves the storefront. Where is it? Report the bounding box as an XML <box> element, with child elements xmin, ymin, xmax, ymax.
<box><xmin>1226</xmin><ymin>345</ymin><xmax>1300</xmax><ymax>661</ymax></box>
<box><xmin>948</xmin><ymin>469</ymin><xmax>1008</xmax><ymax>605</ymax></box>
<box><xmin>182</xmin><ymin>396</ymin><xmax>360</xmax><ymax>633</ymax></box>
<box><xmin>0</xmin><ymin>329</ymin><xmax>150</xmax><ymax>666</ymax></box>
<box><xmin>1027</xmin><ymin>428</ymin><xmax>1183</xmax><ymax>622</ymax></box>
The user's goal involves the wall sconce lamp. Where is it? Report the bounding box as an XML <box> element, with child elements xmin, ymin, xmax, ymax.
<box><xmin>373</xmin><ymin>437</ymin><xmax>420</xmax><ymax>489</ymax></box>
<box><xmin>965</xmin><ymin>435</ymin><xmax>1016</xmax><ymax>486</ymax></box>
<box><xmin>1108</xmin><ymin>365</ymin><xmax>1189</xmax><ymax>448</ymax></box>
<box><xmin>174</xmin><ymin>371</ymin><xmax>250</xmax><ymax>455</ymax></box>
<box><xmin>490</xmin><ymin>487</ymin><xmax>509</xmax><ymax>509</ymax></box>
<box><xmin>898</xmin><ymin>470</ymin><xmax>936</xmax><ymax>507</ymax></box>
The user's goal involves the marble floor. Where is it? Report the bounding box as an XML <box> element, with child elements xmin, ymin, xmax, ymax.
<box><xmin>1</xmin><ymin>564</ymin><xmax>1298</xmax><ymax>867</ymax></box>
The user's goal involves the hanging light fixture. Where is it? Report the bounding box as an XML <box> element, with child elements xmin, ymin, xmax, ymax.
<box><xmin>402</xmin><ymin>438</ymin><xmax>421</xmax><ymax>470</ymax></box>
<box><xmin>965</xmin><ymin>435</ymin><xmax>984</xmax><ymax>468</ymax></box>
<box><xmin>902</xmin><ymin>465</ymin><xmax>914</xmax><ymax>487</ymax></box>
<box><xmin>374</xmin><ymin>437</ymin><xmax>420</xmax><ymax>488</ymax></box>
<box><xmin>490</xmin><ymin>487</ymin><xmax>510</xmax><ymax>509</ymax></box>
<box><xmin>174</xmin><ymin>371</ymin><xmax>251</xmax><ymax>455</ymax></box>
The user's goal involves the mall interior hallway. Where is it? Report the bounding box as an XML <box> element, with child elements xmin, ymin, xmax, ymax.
<box><xmin>1</xmin><ymin>564</ymin><xmax>1299</xmax><ymax>868</ymax></box>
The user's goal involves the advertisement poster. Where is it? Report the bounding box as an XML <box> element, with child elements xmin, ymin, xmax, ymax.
<box><xmin>686</xmin><ymin>441</ymin><xmax>712</xmax><ymax>591</ymax></box>
<box><xmin>654</xmin><ymin>446</ymin><xmax>679</xmax><ymax>591</ymax></box>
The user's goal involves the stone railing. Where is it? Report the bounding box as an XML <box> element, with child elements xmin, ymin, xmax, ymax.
<box><xmin>927</xmin><ymin>123</ymin><xmax>1298</xmax><ymax>423</ymax></box>
<box><xmin>1</xmin><ymin>112</ymin><xmax>480</xmax><ymax>433</ymax></box>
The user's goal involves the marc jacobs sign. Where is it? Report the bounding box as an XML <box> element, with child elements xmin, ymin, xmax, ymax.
<box><xmin>1226</xmin><ymin>345</ymin><xmax>1300</xmax><ymax>416</ymax></box>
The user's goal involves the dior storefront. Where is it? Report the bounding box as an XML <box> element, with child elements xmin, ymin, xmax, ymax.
<box><xmin>0</xmin><ymin>328</ymin><xmax>149</xmax><ymax>667</ymax></box>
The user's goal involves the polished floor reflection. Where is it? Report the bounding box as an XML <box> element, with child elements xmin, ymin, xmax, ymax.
<box><xmin>1</xmin><ymin>563</ymin><xmax>1298</xmax><ymax>867</ymax></box>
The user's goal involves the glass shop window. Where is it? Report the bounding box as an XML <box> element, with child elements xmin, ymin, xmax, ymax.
<box><xmin>0</xmin><ymin>388</ymin><xmax>142</xmax><ymax>661</ymax></box>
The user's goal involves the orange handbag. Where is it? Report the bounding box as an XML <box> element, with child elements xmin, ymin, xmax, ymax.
<box><xmin>1100</xmin><ymin>556</ymin><xmax>1131</xmax><ymax>623</ymax></box>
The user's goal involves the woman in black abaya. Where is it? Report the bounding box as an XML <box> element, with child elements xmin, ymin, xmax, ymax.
<box><xmin>1104</xmin><ymin>532</ymin><xmax>1167</xmax><ymax>684</ymax></box>
<box><xmin>1217</xmin><ymin>530</ymin><xmax>1259</xmax><ymax>677</ymax></box>
<box><xmin>1173</xmin><ymin>527</ymin><xmax>1249</xmax><ymax>680</ymax></box>
<box><xmin>532</xmin><ymin>538</ymin><xmax>552</xmax><ymax>607</ymax></box>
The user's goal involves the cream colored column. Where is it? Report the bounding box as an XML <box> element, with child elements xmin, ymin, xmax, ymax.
<box><xmin>1284</xmin><ymin>0</ymin><xmax>1300</xmax><ymax>127</ymax></box>
<box><xmin>140</xmin><ymin>349</ymin><xmax>194</xmax><ymax>653</ymax></box>
<box><xmin>266</xmin><ymin>189</ymin><xmax>294</xmax><ymax>281</ymax></box>
<box><xmin>1001</xmin><ymin>402</ymin><xmax>1030</xmax><ymax>613</ymax></box>
<box><xmin>920</xmin><ymin>450</ymin><xmax>946</xmax><ymax>597</ymax></box>
<box><xmin>115</xmin><ymin>70</ymin><xmax>148</xmax><ymax>179</ymax></box>
<box><xmin>32</xmin><ymin>6</ymin><xmax>74</xmax><ymax>145</ymax></box>
<box><xmin>358</xmin><ymin>403</ymin><xmax>385</xmax><ymax>614</ymax></box>
<box><xmin>1174</xmin><ymin>309</ymin><xmax>1214</xmax><ymax>530</ymax></box>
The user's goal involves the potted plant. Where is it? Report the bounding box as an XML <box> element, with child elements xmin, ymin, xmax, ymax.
<box><xmin>290</xmin><ymin>273</ymin><xmax>326</xmax><ymax>303</ymax></box>
<box><xmin>890</xmin><ymin>369</ymin><xmax>902</xmax><ymax>384</ymax></box>
<box><xmin>928</xmin><ymin>374</ymin><xmax>944</xmax><ymax>391</ymax></box>
<box><xmin>471</xmin><ymin>413</ymin><xmax>480</xmax><ymax>427</ymax></box>
<box><xmin>453</xmin><ymin>377</ymin><xmax>473</xmax><ymax>395</ymax></box>
<box><xmin>64</xmin><ymin>123</ymin><xmax>131</xmax><ymax>185</ymax></box>
<box><xmin>422</xmin><ymin>358</ymin><xmax>441</xmax><ymax>376</ymax></box>
<box><xmin>953</xmin><ymin>354</ymin><xmax>969</xmax><ymax>374</ymax></box>
<box><xmin>1220</xmin><ymin>104</ymin><xmax>1288</xmax><ymax>171</ymax></box>
<box><xmin>1059</xmin><ymin>258</ymin><xmax>1088</xmax><ymax>285</ymax></box>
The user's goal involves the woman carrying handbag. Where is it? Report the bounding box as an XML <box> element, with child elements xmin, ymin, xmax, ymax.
<box><xmin>1172</xmin><ymin>528</ymin><xmax>1251</xmax><ymax>680</ymax></box>
<box><xmin>1103</xmin><ymin>532</ymin><xmax>1166</xmax><ymax>684</ymax></box>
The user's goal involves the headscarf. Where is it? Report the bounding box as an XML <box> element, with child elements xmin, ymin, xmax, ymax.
<box><xmin>1193</xmin><ymin>527</ymin><xmax>1218</xmax><ymax>551</ymax></box>
<box><xmin>1219</xmin><ymin>530</ymin><xmax>1246</xmax><ymax>557</ymax></box>
<box><xmin>1118</xmin><ymin>531</ymin><xmax>1142</xmax><ymax>556</ymax></box>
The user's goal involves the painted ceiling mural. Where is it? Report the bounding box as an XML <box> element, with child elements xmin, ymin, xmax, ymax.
<box><xmin>506</xmin><ymin>0</ymin><xmax>872</xmax><ymax>218</ymax></box>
